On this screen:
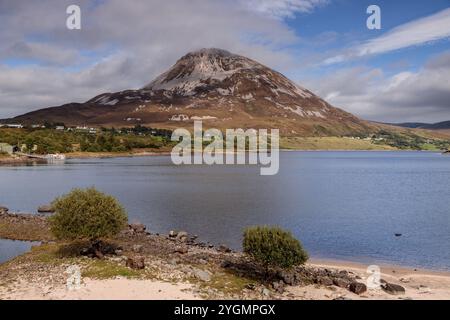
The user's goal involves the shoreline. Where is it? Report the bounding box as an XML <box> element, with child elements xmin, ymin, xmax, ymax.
<box><xmin>1</xmin><ymin>211</ymin><xmax>449</xmax><ymax>275</ymax></box>
<box><xmin>309</xmin><ymin>258</ymin><xmax>450</xmax><ymax>278</ymax></box>
<box><xmin>1</xmin><ymin>212</ymin><xmax>450</xmax><ymax>300</ymax></box>
<box><xmin>1</xmin><ymin>148</ymin><xmax>447</xmax><ymax>166</ymax></box>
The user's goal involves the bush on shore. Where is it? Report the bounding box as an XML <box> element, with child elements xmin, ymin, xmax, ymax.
<box><xmin>243</xmin><ymin>226</ymin><xmax>308</xmax><ymax>271</ymax></box>
<box><xmin>49</xmin><ymin>188</ymin><xmax>128</xmax><ymax>242</ymax></box>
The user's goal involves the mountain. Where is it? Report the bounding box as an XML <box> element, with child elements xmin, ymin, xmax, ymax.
<box><xmin>3</xmin><ymin>48</ymin><xmax>374</xmax><ymax>136</ymax></box>
<box><xmin>389</xmin><ymin>122</ymin><xmax>429</xmax><ymax>129</ymax></box>
<box><xmin>391</xmin><ymin>121</ymin><xmax>450</xmax><ymax>130</ymax></box>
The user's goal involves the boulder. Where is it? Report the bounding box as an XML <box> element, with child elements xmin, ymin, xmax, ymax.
<box><xmin>333</xmin><ymin>278</ymin><xmax>351</xmax><ymax>289</ymax></box>
<box><xmin>175</xmin><ymin>246</ymin><xmax>188</xmax><ymax>254</ymax></box>
<box><xmin>129</xmin><ymin>223</ymin><xmax>146</xmax><ymax>233</ymax></box>
<box><xmin>381</xmin><ymin>282</ymin><xmax>405</xmax><ymax>295</ymax></box>
<box><xmin>169</xmin><ymin>230</ymin><xmax>178</xmax><ymax>238</ymax></box>
<box><xmin>272</xmin><ymin>281</ymin><xmax>285</xmax><ymax>294</ymax></box>
<box><xmin>278</xmin><ymin>270</ymin><xmax>296</xmax><ymax>286</ymax></box>
<box><xmin>317</xmin><ymin>276</ymin><xmax>333</xmax><ymax>286</ymax></box>
<box><xmin>217</xmin><ymin>244</ymin><xmax>232</xmax><ymax>253</ymax></box>
<box><xmin>192</xmin><ymin>268</ymin><xmax>211</xmax><ymax>282</ymax></box>
<box><xmin>126</xmin><ymin>256</ymin><xmax>145</xmax><ymax>269</ymax></box>
<box><xmin>176</xmin><ymin>231</ymin><xmax>188</xmax><ymax>242</ymax></box>
<box><xmin>132</xmin><ymin>244</ymin><xmax>143</xmax><ymax>253</ymax></box>
<box><xmin>0</xmin><ymin>206</ymin><xmax>8</xmax><ymax>215</ymax></box>
<box><xmin>349</xmin><ymin>282</ymin><xmax>367</xmax><ymax>295</ymax></box>
<box><xmin>37</xmin><ymin>205</ymin><xmax>54</xmax><ymax>213</ymax></box>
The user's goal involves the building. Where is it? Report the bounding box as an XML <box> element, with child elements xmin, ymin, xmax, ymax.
<box><xmin>4</xmin><ymin>124</ymin><xmax>23</xmax><ymax>129</ymax></box>
<box><xmin>0</xmin><ymin>143</ymin><xmax>14</xmax><ymax>155</ymax></box>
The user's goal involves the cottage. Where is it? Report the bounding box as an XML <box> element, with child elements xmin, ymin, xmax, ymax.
<box><xmin>0</xmin><ymin>143</ymin><xmax>15</xmax><ymax>155</ymax></box>
<box><xmin>5</xmin><ymin>124</ymin><xmax>23</xmax><ymax>129</ymax></box>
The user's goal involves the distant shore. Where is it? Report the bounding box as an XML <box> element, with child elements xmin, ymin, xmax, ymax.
<box><xmin>2</xmin><ymin>148</ymin><xmax>445</xmax><ymax>166</ymax></box>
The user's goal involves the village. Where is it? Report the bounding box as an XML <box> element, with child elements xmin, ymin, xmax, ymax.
<box><xmin>0</xmin><ymin>122</ymin><xmax>174</xmax><ymax>163</ymax></box>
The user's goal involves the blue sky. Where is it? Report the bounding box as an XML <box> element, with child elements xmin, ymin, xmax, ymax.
<box><xmin>287</xmin><ymin>0</ymin><xmax>450</xmax><ymax>74</ymax></box>
<box><xmin>0</xmin><ymin>0</ymin><xmax>449</xmax><ymax>122</ymax></box>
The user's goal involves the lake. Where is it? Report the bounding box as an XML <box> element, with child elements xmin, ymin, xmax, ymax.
<box><xmin>0</xmin><ymin>151</ymin><xmax>449</xmax><ymax>270</ymax></box>
<box><xmin>0</xmin><ymin>239</ymin><xmax>38</xmax><ymax>264</ymax></box>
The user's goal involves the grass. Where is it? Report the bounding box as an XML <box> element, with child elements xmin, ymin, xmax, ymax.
<box><xmin>200</xmin><ymin>270</ymin><xmax>256</xmax><ymax>295</ymax></box>
<box><xmin>280</xmin><ymin>136</ymin><xmax>396</xmax><ymax>151</ymax></box>
<box><xmin>419</xmin><ymin>143</ymin><xmax>440</xmax><ymax>151</ymax></box>
<box><xmin>1</xmin><ymin>242</ymin><xmax>148</xmax><ymax>280</ymax></box>
<box><xmin>82</xmin><ymin>259</ymin><xmax>143</xmax><ymax>279</ymax></box>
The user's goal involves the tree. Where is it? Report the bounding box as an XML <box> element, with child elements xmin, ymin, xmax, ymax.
<box><xmin>49</xmin><ymin>188</ymin><xmax>128</xmax><ymax>243</ymax></box>
<box><xmin>243</xmin><ymin>226</ymin><xmax>308</xmax><ymax>271</ymax></box>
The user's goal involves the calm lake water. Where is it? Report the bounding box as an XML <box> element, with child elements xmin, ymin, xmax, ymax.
<box><xmin>1</xmin><ymin>151</ymin><xmax>449</xmax><ymax>270</ymax></box>
<box><xmin>0</xmin><ymin>239</ymin><xmax>37</xmax><ymax>264</ymax></box>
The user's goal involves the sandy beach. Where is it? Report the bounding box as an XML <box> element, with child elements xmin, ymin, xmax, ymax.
<box><xmin>1</xmin><ymin>252</ymin><xmax>449</xmax><ymax>300</ymax></box>
<box><xmin>1</xmin><ymin>210</ymin><xmax>449</xmax><ymax>301</ymax></box>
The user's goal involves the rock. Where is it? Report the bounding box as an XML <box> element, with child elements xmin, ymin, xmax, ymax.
<box><xmin>126</xmin><ymin>256</ymin><xmax>145</xmax><ymax>269</ymax></box>
<box><xmin>334</xmin><ymin>296</ymin><xmax>352</xmax><ymax>300</ymax></box>
<box><xmin>349</xmin><ymin>282</ymin><xmax>367</xmax><ymax>295</ymax></box>
<box><xmin>217</xmin><ymin>244</ymin><xmax>232</xmax><ymax>253</ymax></box>
<box><xmin>381</xmin><ymin>282</ymin><xmax>405</xmax><ymax>295</ymax></box>
<box><xmin>317</xmin><ymin>276</ymin><xmax>333</xmax><ymax>286</ymax></box>
<box><xmin>37</xmin><ymin>205</ymin><xmax>54</xmax><ymax>213</ymax></box>
<box><xmin>174</xmin><ymin>246</ymin><xmax>188</xmax><ymax>254</ymax></box>
<box><xmin>333</xmin><ymin>278</ymin><xmax>351</xmax><ymax>289</ymax></box>
<box><xmin>272</xmin><ymin>281</ymin><xmax>285</xmax><ymax>294</ymax></box>
<box><xmin>0</xmin><ymin>206</ymin><xmax>8</xmax><ymax>214</ymax></box>
<box><xmin>192</xmin><ymin>268</ymin><xmax>211</xmax><ymax>282</ymax></box>
<box><xmin>278</xmin><ymin>270</ymin><xmax>296</xmax><ymax>286</ymax></box>
<box><xmin>129</xmin><ymin>223</ymin><xmax>146</xmax><ymax>233</ymax></box>
<box><xmin>169</xmin><ymin>230</ymin><xmax>178</xmax><ymax>238</ymax></box>
<box><xmin>338</xmin><ymin>270</ymin><xmax>349</xmax><ymax>277</ymax></box>
<box><xmin>245</xmin><ymin>283</ymin><xmax>256</xmax><ymax>290</ymax></box>
<box><xmin>132</xmin><ymin>244</ymin><xmax>143</xmax><ymax>253</ymax></box>
<box><xmin>262</xmin><ymin>288</ymin><xmax>271</xmax><ymax>296</ymax></box>
<box><xmin>176</xmin><ymin>231</ymin><xmax>188</xmax><ymax>242</ymax></box>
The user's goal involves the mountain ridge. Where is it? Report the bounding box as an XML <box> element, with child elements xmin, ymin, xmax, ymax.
<box><xmin>2</xmin><ymin>48</ymin><xmax>377</xmax><ymax>136</ymax></box>
<box><xmin>386</xmin><ymin>121</ymin><xmax>450</xmax><ymax>130</ymax></box>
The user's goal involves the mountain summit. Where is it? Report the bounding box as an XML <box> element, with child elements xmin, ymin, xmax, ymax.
<box><xmin>5</xmin><ymin>48</ymin><xmax>372</xmax><ymax>136</ymax></box>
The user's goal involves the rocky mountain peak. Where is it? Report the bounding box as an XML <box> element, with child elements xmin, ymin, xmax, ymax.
<box><xmin>8</xmin><ymin>48</ymin><xmax>370</xmax><ymax>136</ymax></box>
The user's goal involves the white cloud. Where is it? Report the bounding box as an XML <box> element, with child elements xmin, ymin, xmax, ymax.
<box><xmin>324</xmin><ymin>8</ymin><xmax>450</xmax><ymax>65</ymax></box>
<box><xmin>307</xmin><ymin>52</ymin><xmax>450</xmax><ymax>123</ymax></box>
<box><xmin>0</xmin><ymin>0</ymin><xmax>308</xmax><ymax>118</ymax></box>
<box><xmin>242</xmin><ymin>0</ymin><xmax>328</xmax><ymax>19</ymax></box>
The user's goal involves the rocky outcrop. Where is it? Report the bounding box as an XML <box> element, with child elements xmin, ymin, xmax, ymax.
<box><xmin>129</xmin><ymin>223</ymin><xmax>146</xmax><ymax>234</ymax></box>
<box><xmin>381</xmin><ymin>281</ymin><xmax>405</xmax><ymax>295</ymax></box>
<box><xmin>0</xmin><ymin>211</ymin><xmax>52</xmax><ymax>241</ymax></box>
<box><xmin>37</xmin><ymin>205</ymin><xmax>55</xmax><ymax>213</ymax></box>
<box><xmin>349</xmin><ymin>282</ymin><xmax>367</xmax><ymax>295</ymax></box>
<box><xmin>126</xmin><ymin>256</ymin><xmax>146</xmax><ymax>269</ymax></box>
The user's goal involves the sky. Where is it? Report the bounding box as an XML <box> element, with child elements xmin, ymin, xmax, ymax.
<box><xmin>0</xmin><ymin>0</ymin><xmax>449</xmax><ymax>123</ymax></box>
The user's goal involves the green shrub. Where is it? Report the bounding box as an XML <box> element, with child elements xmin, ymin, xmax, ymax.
<box><xmin>49</xmin><ymin>188</ymin><xmax>128</xmax><ymax>241</ymax></box>
<box><xmin>243</xmin><ymin>226</ymin><xmax>308</xmax><ymax>270</ymax></box>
